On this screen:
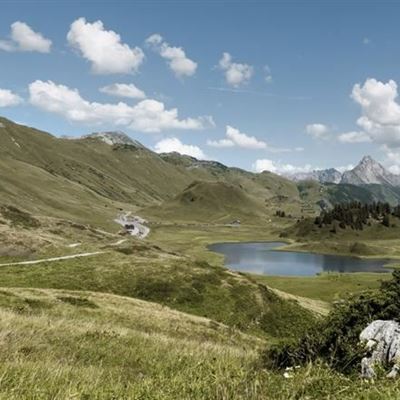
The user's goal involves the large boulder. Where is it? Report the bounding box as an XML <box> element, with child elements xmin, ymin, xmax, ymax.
<box><xmin>360</xmin><ymin>320</ymin><xmax>400</xmax><ymax>378</ymax></box>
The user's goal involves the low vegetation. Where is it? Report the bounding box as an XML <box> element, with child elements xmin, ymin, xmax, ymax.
<box><xmin>263</xmin><ymin>270</ymin><xmax>400</xmax><ymax>374</ymax></box>
<box><xmin>252</xmin><ymin>272</ymin><xmax>390</xmax><ymax>302</ymax></box>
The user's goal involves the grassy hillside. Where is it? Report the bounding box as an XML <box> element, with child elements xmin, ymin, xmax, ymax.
<box><xmin>160</xmin><ymin>153</ymin><xmax>300</xmax><ymax>203</ymax></box>
<box><xmin>0</xmin><ymin>287</ymin><xmax>264</xmax><ymax>399</ymax></box>
<box><xmin>0</xmin><ymin>206</ymin><xmax>315</xmax><ymax>338</ymax></box>
<box><xmin>0</xmin><ymin>117</ymin><xmax>303</xmax><ymax>227</ymax></box>
<box><xmin>145</xmin><ymin>180</ymin><xmax>269</xmax><ymax>223</ymax></box>
<box><xmin>253</xmin><ymin>272</ymin><xmax>390</xmax><ymax>302</ymax></box>
<box><xmin>0</xmin><ymin>288</ymin><xmax>399</xmax><ymax>399</ymax></box>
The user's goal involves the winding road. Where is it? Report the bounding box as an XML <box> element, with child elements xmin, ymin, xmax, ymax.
<box><xmin>114</xmin><ymin>213</ymin><xmax>150</xmax><ymax>239</ymax></box>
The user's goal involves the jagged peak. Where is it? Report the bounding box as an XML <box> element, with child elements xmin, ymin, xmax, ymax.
<box><xmin>359</xmin><ymin>155</ymin><xmax>379</xmax><ymax>166</ymax></box>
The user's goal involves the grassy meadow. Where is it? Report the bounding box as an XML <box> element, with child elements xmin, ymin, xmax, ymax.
<box><xmin>0</xmin><ymin>197</ymin><xmax>397</xmax><ymax>398</ymax></box>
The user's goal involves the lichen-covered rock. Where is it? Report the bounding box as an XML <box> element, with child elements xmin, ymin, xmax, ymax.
<box><xmin>360</xmin><ymin>320</ymin><xmax>400</xmax><ymax>378</ymax></box>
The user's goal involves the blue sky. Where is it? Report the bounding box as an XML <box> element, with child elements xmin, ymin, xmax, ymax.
<box><xmin>2</xmin><ymin>1</ymin><xmax>400</xmax><ymax>174</ymax></box>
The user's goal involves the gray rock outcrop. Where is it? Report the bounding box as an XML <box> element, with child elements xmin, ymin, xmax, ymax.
<box><xmin>360</xmin><ymin>320</ymin><xmax>400</xmax><ymax>378</ymax></box>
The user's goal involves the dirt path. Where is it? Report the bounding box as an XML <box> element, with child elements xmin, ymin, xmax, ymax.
<box><xmin>0</xmin><ymin>251</ymin><xmax>106</xmax><ymax>267</ymax></box>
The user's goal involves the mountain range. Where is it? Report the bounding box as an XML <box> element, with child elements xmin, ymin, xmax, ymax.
<box><xmin>285</xmin><ymin>156</ymin><xmax>400</xmax><ymax>187</ymax></box>
<box><xmin>2</xmin><ymin>115</ymin><xmax>400</xmax><ymax>226</ymax></box>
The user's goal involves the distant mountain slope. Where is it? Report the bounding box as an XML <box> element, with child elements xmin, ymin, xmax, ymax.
<box><xmin>0</xmin><ymin>116</ymin><xmax>301</xmax><ymax>225</ymax></box>
<box><xmin>287</xmin><ymin>168</ymin><xmax>342</xmax><ymax>184</ymax></box>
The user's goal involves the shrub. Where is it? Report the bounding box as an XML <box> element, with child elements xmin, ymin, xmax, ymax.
<box><xmin>262</xmin><ymin>270</ymin><xmax>400</xmax><ymax>373</ymax></box>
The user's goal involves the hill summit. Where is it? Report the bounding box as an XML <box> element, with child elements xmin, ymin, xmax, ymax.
<box><xmin>83</xmin><ymin>131</ymin><xmax>145</xmax><ymax>148</ymax></box>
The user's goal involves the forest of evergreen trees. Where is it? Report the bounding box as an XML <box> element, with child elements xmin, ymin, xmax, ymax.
<box><xmin>314</xmin><ymin>201</ymin><xmax>400</xmax><ymax>231</ymax></box>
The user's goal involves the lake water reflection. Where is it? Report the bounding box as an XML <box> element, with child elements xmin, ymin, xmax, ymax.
<box><xmin>208</xmin><ymin>242</ymin><xmax>391</xmax><ymax>276</ymax></box>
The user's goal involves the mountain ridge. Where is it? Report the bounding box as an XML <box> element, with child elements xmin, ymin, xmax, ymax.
<box><xmin>285</xmin><ymin>155</ymin><xmax>400</xmax><ymax>187</ymax></box>
<box><xmin>2</xmin><ymin>115</ymin><xmax>400</xmax><ymax>226</ymax></box>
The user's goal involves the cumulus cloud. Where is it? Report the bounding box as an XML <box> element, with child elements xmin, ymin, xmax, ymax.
<box><xmin>0</xmin><ymin>88</ymin><xmax>23</xmax><ymax>107</ymax></box>
<box><xmin>154</xmin><ymin>137</ymin><xmax>205</xmax><ymax>159</ymax></box>
<box><xmin>349</xmin><ymin>78</ymin><xmax>400</xmax><ymax>148</ymax></box>
<box><xmin>306</xmin><ymin>123</ymin><xmax>330</xmax><ymax>139</ymax></box>
<box><xmin>0</xmin><ymin>21</ymin><xmax>51</xmax><ymax>53</ymax></box>
<box><xmin>28</xmin><ymin>80</ymin><xmax>213</xmax><ymax>133</ymax></box>
<box><xmin>146</xmin><ymin>34</ymin><xmax>197</xmax><ymax>78</ymax></box>
<box><xmin>218</xmin><ymin>52</ymin><xmax>253</xmax><ymax>87</ymax></box>
<box><xmin>99</xmin><ymin>83</ymin><xmax>146</xmax><ymax>99</ymax></box>
<box><xmin>67</xmin><ymin>18</ymin><xmax>144</xmax><ymax>74</ymax></box>
<box><xmin>253</xmin><ymin>159</ymin><xmax>313</xmax><ymax>175</ymax></box>
<box><xmin>207</xmin><ymin>125</ymin><xmax>266</xmax><ymax>149</ymax></box>
<box><xmin>338</xmin><ymin>131</ymin><xmax>371</xmax><ymax>143</ymax></box>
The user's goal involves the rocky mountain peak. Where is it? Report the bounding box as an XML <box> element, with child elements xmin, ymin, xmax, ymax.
<box><xmin>360</xmin><ymin>155</ymin><xmax>374</xmax><ymax>164</ymax></box>
<box><xmin>341</xmin><ymin>156</ymin><xmax>400</xmax><ymax>186</ymax></box>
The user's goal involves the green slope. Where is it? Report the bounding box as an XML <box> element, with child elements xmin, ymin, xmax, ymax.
<box><xmin>0</xmin><ymin>116</ymin><xmax>301</xmax><ymax>226</ymax></box>
<box><xmin>145</xmin><ymin>180</ymin><xmax>268</xmax><ymax>223</ymax></box>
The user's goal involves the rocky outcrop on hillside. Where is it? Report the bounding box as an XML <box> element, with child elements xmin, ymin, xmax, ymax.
<box><xmin>360</xmin><ymin>320</ymin><xmax>400</xmax><ymax>378</ymax></box>
<box><xmin>84</xmin><ymin>131</ymin><xmax>145</xmax><ymax>148</ymax></box>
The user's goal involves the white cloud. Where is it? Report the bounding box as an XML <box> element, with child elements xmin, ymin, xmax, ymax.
<box><xmin>253</xmin><ymin>159</ymin><xmax>313</xmax><ymax>175</ymax></box>
<box><xmin>28</xmin><ymin>80</ymin><xmax>213</xmax><ymax>133</ymax></box>
<box><xmin>154</xmin><ymin>137</ymin><xmax>205</xmax><ymax>159</ymax></box>
<box><xmin>0</xmin><ymin>21</ymin><xmax>51</xmax><ymax>53</ymax></box>
<box><xmin>0</xmin><ymin>88</ymin><xmax>23</xmax><ymax>107</ymax></box>
<box><xmin>338</xmin><ymin>131</ymin><xmax>371</xmax><ymax>143</ymax></box>
<box><xmin>207</xmin><ymin>125</ymin><xmax>266</xmax><ymax>149</ymax></box>
<box><xmin>0</xmin><ymin>41</ymin><xmax>14</xmax><ymax>52</ymax></box>
<box><xmin>350</xmin><ymin>78</ymin><xmax>400</xmax><ymax>148</ymax></box>
<box><xmin>99</xmin><ymin>83</ymin><xmax>146</xmax><ymax>99</ymax></box>
<box><xmin>388</xmin><ymin>164</ymin><xmax>400</xmax><ymax>174</ymax></box>
<box><xmin>254</xmin><ymin>159</ymin><xmax>353</xmax><ymax>175</ymax></box>
<box><xmin>67</xmin><ymin>18</ymin><xmax>144</xmax><ymax>74</ymax></box>
<box><xmin>146</xmin><ymin>34</ymin><xmax>197</xmax><ymax>78</ymax></box>
<box><xmin>218</xmin><ymin>52</ymin><xmax>253</xmax><ymax>87</ymax></box>
<box><xmin>306</xmin><ymin>123</ymin><xmax>330</xmax><ymax>139</ymax></box>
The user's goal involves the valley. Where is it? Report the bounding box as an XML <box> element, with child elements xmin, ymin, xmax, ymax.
<box><xmin>3</xmin><ymin>3</ymin><xmax>400</xmax><ymax>397</ymax></box>
<box><xmin>1</xmin><ymin>117</ymin><xmax>400</xmax><ymax>398</ymax></box>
